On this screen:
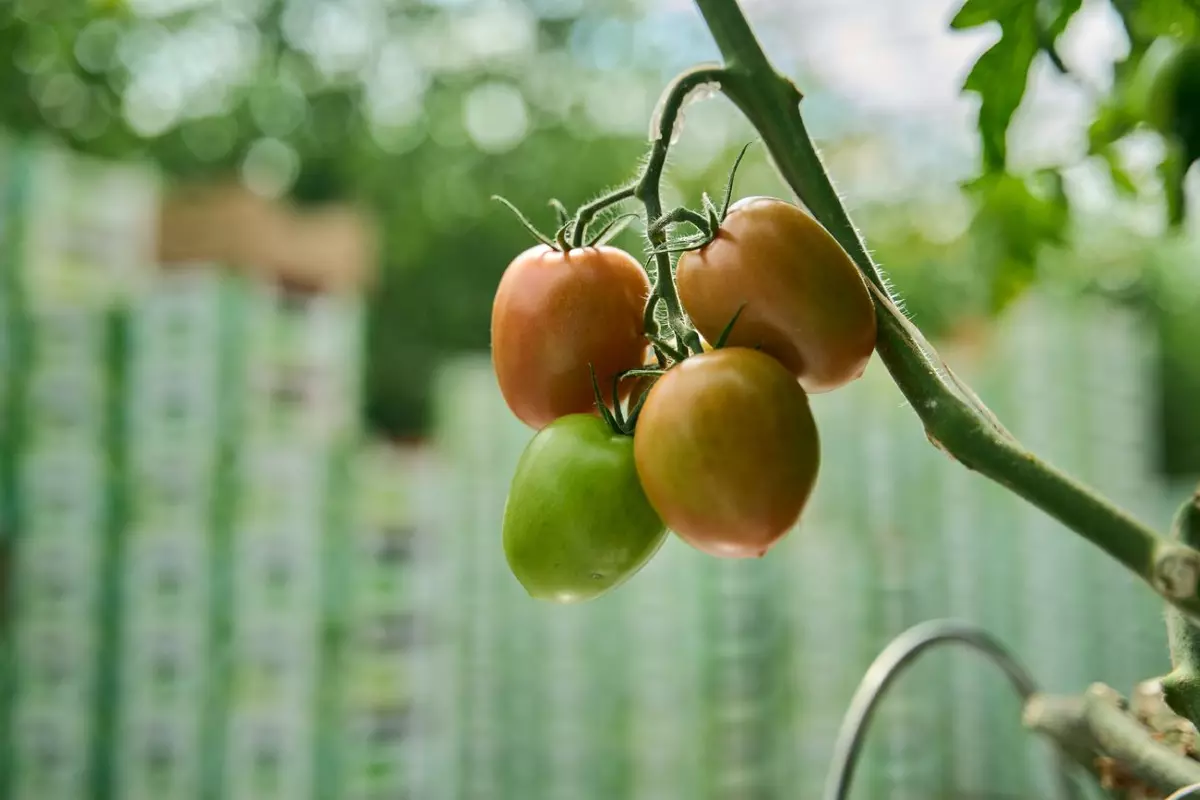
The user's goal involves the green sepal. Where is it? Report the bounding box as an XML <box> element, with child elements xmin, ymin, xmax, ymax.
<box><xmin>589</xmin><ymin>363</ymin><xmax>624</xmax><ymax>435</ymax></box>
<box><xmin>714</xmin><ymin>302</ymin><xmax>747</xmax><ymax>349</ymax></box>
<box><xmin>492</xmin><ymin>195</ymin><xmax>558</xmax><ymax>249</ymax></box>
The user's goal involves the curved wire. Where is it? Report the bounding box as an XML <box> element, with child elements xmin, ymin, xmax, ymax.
<box><xmin>1167</xmin><ymin>784</ymin><xmax>1200</xmax><ymax>800</ymax></box>
<box><xmin>822</xmin><ymin>619</ymin><xmax>1083</xmax><ymax>800</ymax></box>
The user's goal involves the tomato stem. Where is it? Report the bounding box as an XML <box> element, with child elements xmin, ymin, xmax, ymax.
<box><xmin>647</xmin><ymin>234</ymin><xmax>711</xmax><ymax>256</ymax></box>
<box><xmin>586</xmin><ymin>213</ymin><xmax>640</xmax><ymax>248</ymax></box>
<box><xmin>692</xmin><ymin>0</ymin><xmax>1200</xmax><ymax>625</ymax></box>
<box><xmin>571</xmin><ymin>185</ymin><xmax>637</xmax><ymax>249</ymax></box>
<box><xmin>642</xmin><ymin>291</ymin><xmax>661</xmax><ymax>340</ymax></box>
<box><xmin>637</xmin><ymin>65</ymin><xmax>728</xmax><ymax>358</ymax></box>
<box><xmin>649</xmin><ymin>206</ymin><xmax>711</xmax><ymax>238</ymax></box>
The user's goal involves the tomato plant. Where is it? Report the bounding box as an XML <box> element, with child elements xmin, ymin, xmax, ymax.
<box><xmin>481</xmin><ymin>0</ymin><xmax>1200</xmax><ymax>790</ymax></box>
<box><xmin>491</xmin><ymin>244</ymin><xmax>651</xmax><ymax>429</ymax></box>
<box><xmin>675</xmin><ymin>196</ymin><xmax>877</xmax><ymax>394</ymax></box>
<box><xmin>633</xmin><ymin>347</ymin><xmax>819</xmax><ymax>559</ymax></box>
<box><xmin>502</xmin><ymin>413</ymin><xmax>667</xmax><ymax>603</ymax></box>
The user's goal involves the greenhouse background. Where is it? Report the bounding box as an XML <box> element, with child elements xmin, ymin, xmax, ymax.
<box><xmin>0</xmin><ymin>136</ymin><xmax>1196</xmax><ymax>798</ymax></box>
<box><xmin>1</xmin><ymin>0</ymin><xmax>1200</xmax><ymax>798</ymax></box>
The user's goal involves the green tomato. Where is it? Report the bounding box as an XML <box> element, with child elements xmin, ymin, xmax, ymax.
<box><xmin>503</xmin><ymin>414</ymin><xmax>667</xmax><ymax>603</ymax></box>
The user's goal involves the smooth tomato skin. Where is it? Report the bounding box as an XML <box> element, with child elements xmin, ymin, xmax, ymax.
<box><xmin>676</xmin><ymin>196</ymin><xmax>876</xmax><ymax>394</ymax></box>
<box><xmin>492</xmin><ymin>244</ymin><xmax>650</xmax><ymax>429</ymax></box>
<box><xmin>633</xmin><ymin>348</ymin><xmax>819</xmax><ymax>559</ymax></box>
<box><xmin>503</xmin><ymin>414</ymin><xmax>667</xmax><ymax>603</ymax></box>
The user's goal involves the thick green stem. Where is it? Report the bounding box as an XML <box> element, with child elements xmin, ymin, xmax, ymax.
<box><xmin>637</xmin><ymin>65</ymin><xmax>727</xmax><ymax>356</ymax></box>
<box><xmin>1163</xmin><ymin>486</ymin><xmax>1200</xmax><ymax>726</ymax></box>
<box><xmin>690</xmin><ymin>0</ymin><xmax>1200</xmax><ymax>621</ymax></box>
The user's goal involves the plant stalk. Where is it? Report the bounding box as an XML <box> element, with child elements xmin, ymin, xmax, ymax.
<box><xmin>690</xmin><ymin>0</ymin><xmax>1200</xmax><ymax>621</ymax></box>
<box><xmin>571</xmin><ymin>185</ymin><xmax>637</xmax><ymax>249</ymax></box>
<box><xmin>1024</xmin><ymin>685</ymin><xmax>1200</xmax><ymax>794</ymax></box>
<box><xmin>636</xmin><ymin>65</ymin><xmax>727</xmax><ymax>356</ymax></box>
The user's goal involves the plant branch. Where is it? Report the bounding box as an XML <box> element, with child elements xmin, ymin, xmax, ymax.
<box><xmin>690</xmin><ymin>0</ymin><xmax>1200</xmax><ymax>623</ymax></box>
<box><xmin>637</xmin><ymin>65</ymin><xmax>727</xmax><ymax>356</ymax></box>
<box><xmin>571</xmin><ymin>185</ymin><xmax>637</xmax><ymax>249</ymax></box>
<box><xmin>1024</xmin><ymin>684</ymin><xmax>1200</xmax><ymax>794</ymax></box>
<box><xmin>650</xmin><ymin>206</ymin><xmax>712</xmax><ymax>238</ymax></box>
<box><xmin>1164</xmin><ymin>485</ymin><xmax>1200</xmax><ymax>727</ymax></box>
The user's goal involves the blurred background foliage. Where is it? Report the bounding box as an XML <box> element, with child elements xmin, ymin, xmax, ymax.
<box><xmin>0</xmin><ymin>0</ymin><xmax>1197</xmax><ymax>467</ymax></box>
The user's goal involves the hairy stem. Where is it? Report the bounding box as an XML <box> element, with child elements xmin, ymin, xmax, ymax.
<box><xmin>571</xmin><ymin>185</ymin><xmax>637</xmax><ymax>249</ymax></box>
<box><xmin>690</xmin><ymin>0</ymin><xmax>1200</xmax><ymax>621</ymax></box>
<box><xmin>649</xmin><ymin>206</ymin><xmax>712</xmax><ymax>238</ymax></box>
<box><xmin>637</xmin><ymin>65</ymin><xmax>727</xmax><ymax>356</ymax></box>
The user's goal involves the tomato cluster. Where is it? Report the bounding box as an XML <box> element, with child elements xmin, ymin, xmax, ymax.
<box><xmin>491</xmin><ymin>196</ymin><xmax>876</xmax><ymax>602</ymax></box>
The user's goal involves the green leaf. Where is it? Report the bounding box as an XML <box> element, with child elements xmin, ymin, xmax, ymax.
<box><xmin>1040</xmin><ymin>0</ymin><xmax>1083</xmax><ymax>39</ymax></box>
<box><xmin>1118</xmin><ymin>0</ymin><xmax>1200</xmax><ymax>48</ymax></box>
<box><xmin>952</xmin><ymin>0</ymin><xmax>1084</xmax><ymax>171</ymax></box>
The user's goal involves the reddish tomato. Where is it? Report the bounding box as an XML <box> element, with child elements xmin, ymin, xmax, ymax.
<box><xmin>676</xmin><ymin>196</ymin><xmax>876</xmax><ymax>393</ymax></box>
<box><xmin>492</xmin><ymin>245</ymin><xmax>650</xmax><ymax>429</ymax></box>
<box><xmin>633</xmin><ymin>347</ymin><xmax>819</xmax><ymax>558</ymax></box>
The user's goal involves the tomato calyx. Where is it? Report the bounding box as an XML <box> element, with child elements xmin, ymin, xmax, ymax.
<box><xmin>646</xmin><ymin>141</ymin><xmax>753</xmax><ymax>257</ymax></box>
<box><xmin>589</xmin><ymin>362</ymin><xmax>665</xmax><ymax>436</ymax></box>
<box><xmin>713</xmin><ymin>303</ymin><xmax>747</xmax><ymax>349</ymax></box>
<box><xmin>492</xmin><ymin>193</ymin><xmax>640</xmax><ymax>252</ymax></box>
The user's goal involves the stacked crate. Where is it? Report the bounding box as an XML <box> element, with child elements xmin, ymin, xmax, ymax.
<box><xmin>0</xmin><ymin>140</ymin><xmax>380</xmax><ymax>800</ymax></box>
<box><xmin>114</xmin><ymin>266</ymin><xmax>232</xmax><ymax>800</ymax></box>
<box><xmin>221</xmin><ymin>280</ymin><xmax>362</xmax><ymax>800</ymax></box>
<box><xmin>333</xmin><ymin>442</ymin><xmax>441</xmax><ymax>800</ymax></box>
<box><xmin>2</xmin><ymin>141</ymin><xmax>158</xmax><ymax>800</ymax></box>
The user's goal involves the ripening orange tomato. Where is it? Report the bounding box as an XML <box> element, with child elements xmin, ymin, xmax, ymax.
<box><xmin>633</xmin><ymin>347</ymin><xmax>820</xmax><ymax>558</ymax></box>
<box><xmin>492</xmin><ymin>245</ymin><xmax>650</xmax><ymax>429</ymax></box>
<box><xmin>676</xmin><ymin>197</ymin><xmax>876</xmax><ymax>394</ymax></box>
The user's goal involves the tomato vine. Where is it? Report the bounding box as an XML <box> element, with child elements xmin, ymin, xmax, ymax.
<box><xmin>688</xmin><ymin>0</ymin><xmax>1200</xmax><ymax>622</ymax></box>
<box><xmin>491</xmin><ymin>6</ymin><xmax>1200</xmax><ymax>783</ymax></box>
<box><xmin>685</xmin><ymin>0</ymin><xmax>1200</xmax><ymax>790</ymax></box>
